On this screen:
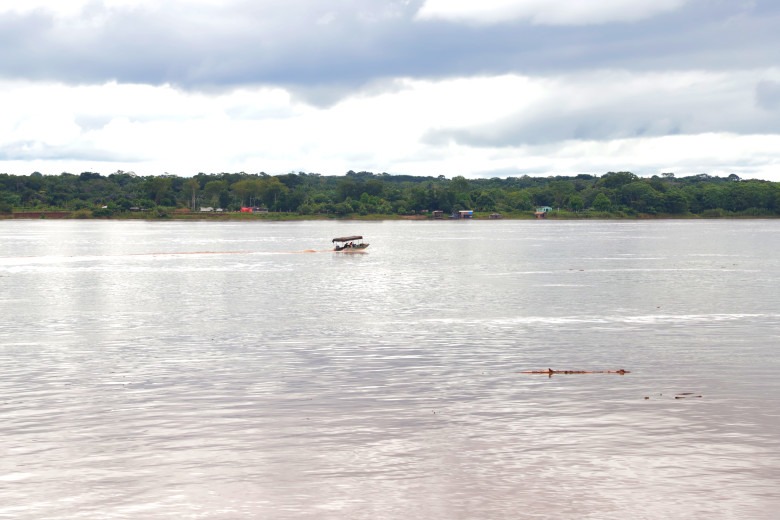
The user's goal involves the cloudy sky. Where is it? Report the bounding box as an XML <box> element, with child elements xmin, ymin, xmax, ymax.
<box><xmin>1</xmin><ymin>0</ymin><xmax>779</xmax><ymax>180</ymax></box>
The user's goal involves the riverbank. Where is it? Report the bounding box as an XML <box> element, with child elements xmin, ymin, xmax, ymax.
<box><xmin>3</xmin><ymin>209</ymin><xmax>777</xmax><ymax>221</ymax></box>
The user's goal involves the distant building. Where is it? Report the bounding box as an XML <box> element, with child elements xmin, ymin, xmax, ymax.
<box><xmin>432</xmin><ymin>210</ymin><xmax>444</xmax><ymax>219</ymax></box>
<box><xmin>534</xmin><ymin>206</ymin><xmax>552</xmax><ymax>219</ymax></box>
<box><xmin>451</xmin><ymin>210</ymin><xmax>474</xmax><ymax>219</ymax></box>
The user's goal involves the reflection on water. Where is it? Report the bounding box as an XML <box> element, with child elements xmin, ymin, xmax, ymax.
<box><xmin>1</xmin><ymin>220</ymin><xmax>779</xmax><ymax>519</ymax></box>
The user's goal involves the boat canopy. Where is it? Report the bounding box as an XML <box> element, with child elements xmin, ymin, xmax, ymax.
<box><xmin>332</xmin><ymin>235</ymin><xmax>363</xmax><ymax>243</ymax></box>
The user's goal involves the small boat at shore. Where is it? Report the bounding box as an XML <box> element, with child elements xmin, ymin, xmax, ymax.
<box><xmin>332</xmin><ymin>235</ymin><xmax>369</xmax><ymax>252</ymax></box>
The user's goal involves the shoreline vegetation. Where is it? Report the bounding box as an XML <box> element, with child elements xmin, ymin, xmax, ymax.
<box><xmin>4</xmin><ymin>210</ymin><xmax>779</xmax><ymax>221</ymax></box>
<box><xmin>2</xmin><ymin>170</ymin><xmax>780</xmax><ymax>220</ymax></box>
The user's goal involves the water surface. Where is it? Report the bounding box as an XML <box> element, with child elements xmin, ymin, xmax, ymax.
<box><xmin>1</xmin><ymin>219</ymin><xmax>779</xmax><ymax>519</ymax></box>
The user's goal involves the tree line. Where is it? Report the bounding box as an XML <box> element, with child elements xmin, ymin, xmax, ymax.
<box><xmin>1</xmin><ymin>169</ymin><xmax>779</xmax><ymax>217</ymax></box>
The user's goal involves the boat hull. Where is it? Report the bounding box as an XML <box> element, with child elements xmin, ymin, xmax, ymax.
<box><xmin>334</xmin><ymin>244</ymin><xmax>369</xmax><ymax>252</ymax></box>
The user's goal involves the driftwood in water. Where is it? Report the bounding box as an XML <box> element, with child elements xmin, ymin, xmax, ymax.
<box><xmin>644</xmin><ymin>392</ymin><xmax>703</xmax><ymax>400</ymax></box>
<box><xmin>519</xmin><ymin>368</ymin><xmax>630</xmax><ymax>377</ymax></box>
<box><xmin>674</xmin><ymin>392</ymin><xmax>702</xmax><ymax>399</ymax></box>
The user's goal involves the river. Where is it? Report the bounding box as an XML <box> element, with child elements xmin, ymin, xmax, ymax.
<box><xmin>1</xmin><ymin>219</ymin><xmax>778</xmax><ymax>519</ymax></box>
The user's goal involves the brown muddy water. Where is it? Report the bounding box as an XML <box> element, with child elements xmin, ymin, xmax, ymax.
<box><xmin>1</xmin><ymin>219</ymin><xmax>779</xmax><ymax>519</ymax></box>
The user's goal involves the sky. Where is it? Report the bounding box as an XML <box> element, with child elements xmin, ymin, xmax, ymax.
<box><xmin>1</xmin><ymin>0</ymin><xmax>780</xmax><ymax>180</ymax></box>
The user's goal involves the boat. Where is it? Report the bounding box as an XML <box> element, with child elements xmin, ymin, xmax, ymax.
<box><xmin>332</xmin><ymin>235</ymin><xmax>369</xmax><ymax>252</ymax></box>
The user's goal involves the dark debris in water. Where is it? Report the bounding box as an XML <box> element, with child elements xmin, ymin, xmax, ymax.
<box><xmin>519</xmin><ymin>368</ymin><xmax>630</xmax><ymax>377</ymax></box>
<box><xmin>643</xmin><ymin>392</ymin><xmax>703</xmax><ymax>400</ymax></box>
<box><xmin>674</xmin><ymin>392</ymin><xmax>703</xmax><ymax>399</ymax></box>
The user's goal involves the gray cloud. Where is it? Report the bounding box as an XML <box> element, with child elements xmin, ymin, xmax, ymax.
<box><xmin>1</xmin><ymin>0</ymin><xmax>779</xmax><ymax>105</ymax></box>
<box><xmin>756</xmin><ymin>80</ymin><xmax>780</xmax><ymax>110</ymax></box>
<box><xmin>426</xmin><ymin>110</ymin><xmax>681</xmax><ymax>148</ymax></box>
<box><xmin>0</xmin><ymin>140</ymin><xmax>136</xmax><ymax>162</ymax></box>
<box><xmin>3</xmin><ymin>0</ymin><xmax>780</xmax><ymax>181</ymax></box>
<box><xmin>74</xmin><ymin>115</ymin><xmax>114</xmax><ymax>132</ymax></box>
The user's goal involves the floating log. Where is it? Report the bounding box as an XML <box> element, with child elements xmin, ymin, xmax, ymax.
<box><xmin>519</xmin><ymin>368</ymin><xmax>630</xmax><ymax>376</ymax></box>
<box><xmin>645</xmin><ymin>393</ymin><xmax>702</xmax><ymax>400</ymax></box>
<box><xmin>674</xmin><ymin>393</ymin><xmax>702</xmax><ymax>399</ymax></box>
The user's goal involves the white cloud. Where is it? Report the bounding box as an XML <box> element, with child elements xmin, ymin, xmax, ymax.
<box><xmin>3</xmin><ymin>68</ymin><xmax>780</xmax><ymax>180</ymax></box>
<box><xmin>0</xmin><ymin>0</ymin><xmax>220</xmax><ymax>17</ymax></box>
<box><xmin>416</xmin><ymin>0</ymin><xmax>688</xmax><ymax>26</ymax></box>
<box><xmin>548</xmin><ymin>133</ymin><xmax>780</xmax><ymax>178</ymax></box>
<box><xmin>433</xmin><ymin>69</ymin><xmax>780</xmax><ymax>146</ymax></box>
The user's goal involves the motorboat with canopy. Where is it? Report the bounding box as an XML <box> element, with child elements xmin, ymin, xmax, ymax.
<box><xmin>332</xmin><ymin>235</ymin><xmax>369</xmax><ymax>251</ymax></box>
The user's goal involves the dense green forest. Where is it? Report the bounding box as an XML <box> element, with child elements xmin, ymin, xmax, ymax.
<box><xmin>1</xmin><ymin>170</ymin><xmax>779</xmax><ymax>218</ymax></box>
